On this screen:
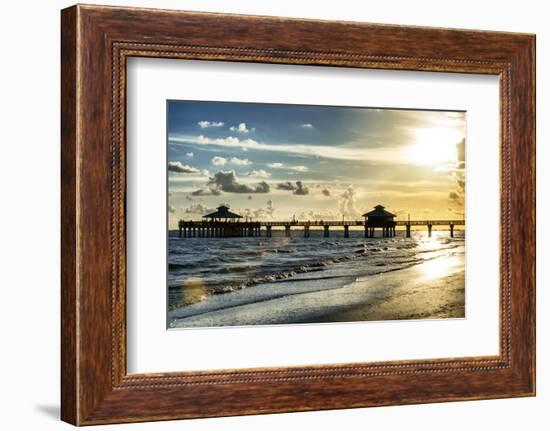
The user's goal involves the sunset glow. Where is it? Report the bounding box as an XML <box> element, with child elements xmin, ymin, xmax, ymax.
<box><xmin>406</xmin><ymin>127</ymin><xmax>462</xmax><ymax>166</ymax></box>
<box><xmin>167</xmin><ymin>102</ymin><xmax>466</xmax><ymax>228</ymax></box>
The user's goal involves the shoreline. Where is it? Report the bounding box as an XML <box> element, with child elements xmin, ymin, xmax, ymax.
<box><xmin>308</xmin><ymin>255</ymin><xmax>465</xmax><ymax>323</ymax></box>
<box><xmin>169</xmin><ymin>250</ymin><xmax>465</xmax><ymax>328</ymax></box>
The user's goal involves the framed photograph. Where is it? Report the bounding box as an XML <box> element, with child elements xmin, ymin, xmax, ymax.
<box><xmin>61</xmin><ymin>4</ymin><xmax>535</xmax><ymax>425</ymax></box>
<box><xmin>165</xmin><ymin>100</ymin><xmax>467</xmax><ymax>330</ymax></box>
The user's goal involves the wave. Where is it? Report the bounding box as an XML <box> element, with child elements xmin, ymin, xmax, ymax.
<box><xmin>168</xmin><ymin>232</ymin><xmax>464</xmax><ymax>309</ymax></box>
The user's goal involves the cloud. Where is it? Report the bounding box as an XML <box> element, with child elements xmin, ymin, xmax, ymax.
<box><xmin>240</xmin><ymin>200</ymin><xmax>275</xmax><ymax>220</ymax></box>
<box><xmin>266</xmin><ymin>200</ymin><xmax>275</xmax><ymax>216</ymax></box>
<box><xmin>267</xmin><ymin>162</ymin><xmax>308</xmax><ymax>172</ymax></box>
<box><xmin>229</xmin><ymin>123</ymin><xmax>250</xmax><ymax>133</ymax></box>
<box><xmin>293</xmin><ymin>181</ymin><xmax>309</xmax><ymax>195</ymax></box>
<box><xmin>339</xmin><ymin>186</ymin><xmax>360</xmax><ymax>218</ymax></box>
<box><xmin>276</xmin><ymin>181</ymin><xmax>295</xmax><ymax>191</ymax></box>
<box><xmin>449</xmin><ymin>189</ymin><xmax>464</xmax><ymax>208</ymax></box>
<box><xmin>448</xmin><ymin>138</ymin><xmax>465</xmax><ymax>206</ymax></box>
<box><xmin>301</xmin><ymin>123</ymin><xmax>314</xmax><ymax>128</ymax></box>
<box><xmin>186</xmin><ymin>152</ymin><xmax>194</xmax><ymax>158</ymax></box>
<box><xmin>276</xmin><ymin>180</ymin><xmax>309</xmax><ymax>195</ymax></box>
<box><xmin>198</xmin><ymin>120</ymin><xmax>224</xmax><ymax>128</ymax></box>
<box><xmin>190</xmin><ymin>187</ymin><xmax>222</xmax><ymax>196</ymax></box>
<box><xmin>170</xmin><ymin>134</ymin><xmax>404</xmax><ymax>163</ymax></box>
<box><xmin>211</xmin><ymin>156</ymin><xmax>251</xmax><ymax>167</ymax></box>
<box><xmin>207</xmin><ymin>170</ymin><xmax>270</xmax><ymax>194</ymax></box>
<box><xmin>322</xmin><ymin>189</ymin><xmax>331</xmax><ymax>196</ymax></box>
<box><xmin>298</xmin><ymin>210</ymin><xmax>337</xmax><ymax>221</ymax></box>
<box><xmin>168</xmin><ymin>161</ymin><xmax>200</xmax><ymax>174</ymax></box>
<box><xmin>229</xmin><ymin>157</ymin><xmax>251</xmax><ymax>166</ymax></box>
<box><xmin>243</xmin><ymin>208</ymin><xmax>265</xmax><ymax>219</ymax></box>
<box><xmin>184</xmin><ymin>203</ymin><xmax>214</xmax><ymax>215</ymax></box>
<box><xmin>456</xmin><ymin>138</ymin><xmax>465</xmax><ymax>165</ymax></box>
<box><xmin>211</xmin><ymin>156</ymin><xmax>227</xmax><ymax>166</ymax></box>
<box><xmin>449</xmin><ymin>192</ymin><xmax>463</xmax><ymax>206</ymax></box>
<box><xmin>246</xmin><ymin>169</ymin><xmax>271</xmax><ymax>178</ymax></box>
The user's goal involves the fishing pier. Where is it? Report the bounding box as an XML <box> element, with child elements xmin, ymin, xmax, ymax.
<box><xmin>178</xmin><ymin>205</ymin><xmax>464</xmax><ymax>239</ymax></box>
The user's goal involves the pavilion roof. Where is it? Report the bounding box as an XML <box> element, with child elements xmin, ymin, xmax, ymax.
<box><xmin>203</xmin><ymin>205</ymin><xmax>243</xmax><ymax>219</ymax></box>
<box><xmin>362</xmin><ymin>204</ymin><xmax>396</xmax><ymax>218</ymax></box>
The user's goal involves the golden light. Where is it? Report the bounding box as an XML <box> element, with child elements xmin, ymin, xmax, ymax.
<box><xmin>406</xmin><ymin>128</ymin><xmax>461</xmax><ymax>166</ymax></box>
<box><xmin>416</xmin><ymin>234</ymin><xmax>463</xmax><ymax>280</ymax></box>
<box><xmin>180</xmin><ymin>277</ymin><xmax>208</xmax><ymax>305</ymax></box>
<box><xmin>419</xmin><ymin>256</ymin><xmax>460</xmax><ymax>280</ymax></box>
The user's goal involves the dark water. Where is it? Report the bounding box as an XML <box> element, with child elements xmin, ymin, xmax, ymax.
<box><xmin>167</xmin><ymin>229</ymin><xmax>464</xmax><ymax>311</ymax></box>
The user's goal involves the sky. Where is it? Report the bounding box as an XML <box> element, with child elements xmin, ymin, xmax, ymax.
<box><xmin>167</xmin><ymin>100</ymin><xmax>465</xmax><ymax>228</ymax></box>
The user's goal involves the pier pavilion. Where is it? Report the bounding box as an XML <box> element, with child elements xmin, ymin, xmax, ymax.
<box><xmin>203</xmin><ymin>205</ymin><xmax>242</xmax><ymax>222</ymax></box>
<box><xmin>362</xmin><ymin>204</ymin><xmax>397</xmax><ymax>237</ymax></box>
<box><xmin>178</xmin><ymin>205</ymin><xmax>262</xmax><ymax>238</ymax></box>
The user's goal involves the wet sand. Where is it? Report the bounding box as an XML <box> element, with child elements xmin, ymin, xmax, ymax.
<box><xmin>312</xmin><ymin>254</ymin><xmax>465</xmax><ymax>323</ymax></box>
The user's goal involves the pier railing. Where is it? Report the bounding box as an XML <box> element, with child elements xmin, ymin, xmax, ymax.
<box><xmin>178</xmin><ymin>219</ymin><xmax>465</xmax><ymax>239</ymax></box>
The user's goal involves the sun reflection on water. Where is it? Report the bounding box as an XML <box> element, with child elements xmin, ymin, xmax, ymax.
<box><xmin>415</xmin><ymin>232</ymin><xmax>462</xmax><ymax>280</ymax></box>
<box><xmin>180</xmin><ymin>277</ymin><xmax>208</xmax><ymax>305</ymax></box>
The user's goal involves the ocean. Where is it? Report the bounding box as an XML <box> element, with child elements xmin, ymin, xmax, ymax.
<box><xmin>167</xmin><ymin>229</ymin><xmax>465</xmax><ymax>328</ymax></box>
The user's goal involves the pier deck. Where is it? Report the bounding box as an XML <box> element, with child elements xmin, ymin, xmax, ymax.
<box><xmin>178</xmin><ymin>219</ymin><xmax>465</xmax><ymax>238</ymax></box>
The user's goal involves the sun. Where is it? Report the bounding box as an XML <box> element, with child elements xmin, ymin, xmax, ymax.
<box><xmin>406</xmin><ymin>128</ymin><xmax>461</xmax><ymax>166</ymax></box>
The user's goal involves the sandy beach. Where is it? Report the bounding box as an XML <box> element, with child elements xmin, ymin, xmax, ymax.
<box><xmin>310</xmin><ymin>254</ymin><xmax>465</xmax><ymax>323</ymax></box>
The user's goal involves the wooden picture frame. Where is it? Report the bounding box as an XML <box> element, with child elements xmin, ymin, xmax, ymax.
<box><xmin>61</xmin><ymin>4</ymin><xmax>535</xmax><ymax>425</ymax></box>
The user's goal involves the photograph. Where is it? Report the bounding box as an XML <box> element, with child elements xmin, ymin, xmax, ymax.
<box><xmin>166</xmin><ymin>101</ymin><xmax>466</xmax><ymax>328</ymax></box>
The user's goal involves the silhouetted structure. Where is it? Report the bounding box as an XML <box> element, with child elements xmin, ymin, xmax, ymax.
<box><xmin>203</xmin><ymin>205</ymin><xmax>243</xmax><ymax>222</ymax></box>
<box><xmin>178</xmin><ymin>204</ymin><xmax>463</xmax><ymax>239</ymax></box>
<box><xmin>179</xmin><ymin>205</ymin><xmax>262</xmax><ymax>238</ymax></box>
<box><xmin>362</xmin><ymin>204</ymin><xmax>397</xmax><ymax>237</ymax></box>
